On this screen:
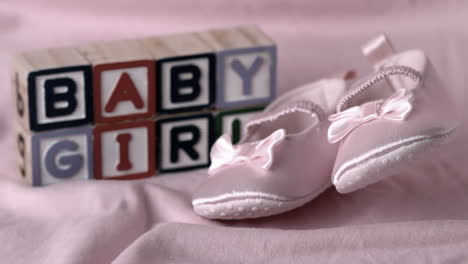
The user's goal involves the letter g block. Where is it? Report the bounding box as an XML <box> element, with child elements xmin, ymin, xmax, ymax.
<box><xmin>30</xmin><ymin>126</ymin><xmax>93</xmax><ymax>186</ymax></box>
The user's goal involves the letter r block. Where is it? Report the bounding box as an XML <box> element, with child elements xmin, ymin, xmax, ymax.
<box><xmin>156</xmin><ymin>114</ymin><xmax>214</xmax><ymax>173</ymax></box>
<box><xmin>156</xmin><ymin>54</ymin><xmax>215</xmax><ymax>114</ymax></box>
<box><xmin>93</xmin><ymin>121</ymin><xmax>155</xmax><ymax>180</ymax></box>
<box><xmin>16</xmin><ymin>124</ymin><xmax>93</xmax><ymax>186</ymax></box>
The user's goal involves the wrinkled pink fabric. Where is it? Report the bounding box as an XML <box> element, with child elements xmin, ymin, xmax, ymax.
<box><xmin>1</xmin><ymin>1</ymin><xmax>468</xmax><ymax>263</ymax></box>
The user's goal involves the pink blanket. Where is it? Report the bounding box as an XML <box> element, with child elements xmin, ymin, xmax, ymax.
<box><xmin>1</xmin><ymin>1</ymin><xmax>468</xmax><ymax>263</ymax></box>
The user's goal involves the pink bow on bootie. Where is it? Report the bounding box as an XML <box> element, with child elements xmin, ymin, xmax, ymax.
<box><xmin>208</xmin><ymin>129</ymin><xmax>286</xmax><ymax>175</ymax></box>
<box><xmin>328</xmin><ymin>89</ymin><xmax>415</xmax><ymax>143</ymax></box>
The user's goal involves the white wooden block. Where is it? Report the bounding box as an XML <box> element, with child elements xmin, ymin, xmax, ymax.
<box><xmin>16</xmin><ymin>123</ymin><xmax>93</xmax><ymax>186</ymax></box>
<box><xmin>156</xmin><ymin>113</ymin><xmax>214</xmax><ymax>173</ymax></box>
<box><xmin>12</xmin><ymin>48</ymin><xmax>92</xmax><ymax>132</ymax></box>
<box><xmin>93</xmin><ymin>121</ymin><xmax>155</xmax><ymax>180</ymax></box>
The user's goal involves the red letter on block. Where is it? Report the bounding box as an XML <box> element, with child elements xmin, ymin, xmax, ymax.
<box><xmin>93</xmin><ymin>121</ymin><xmax>156</xmax><ymax>180</ymax></box>
<box><xmin>93</xmin><ymin>61</ymin><xmax>155</xmax><ymax>123</ymax></box>
<box><xmin>105</xmin><ymin>73</ymin><xmax>144</xmax><ymax>113</ymax></box>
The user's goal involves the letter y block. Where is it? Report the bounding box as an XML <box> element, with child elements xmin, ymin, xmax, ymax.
<box><xmin>199</xmin><ymin>25</ymin><xmax>276</xmax><ymax>109</ymax></box>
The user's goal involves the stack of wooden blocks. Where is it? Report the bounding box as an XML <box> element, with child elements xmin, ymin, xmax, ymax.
<box><xmin>13</xmin><ymin>25</ymin><xmax>276</xmax><ymax>186</ymax></box>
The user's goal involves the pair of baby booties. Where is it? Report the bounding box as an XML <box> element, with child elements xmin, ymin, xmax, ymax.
<box><xmin>192</xmin><ymin>35</ymin><xmax>458</xmax><ymax>220</ymax></box>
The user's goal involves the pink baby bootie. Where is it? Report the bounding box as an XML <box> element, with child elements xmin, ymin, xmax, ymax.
<box><xmin>329</xmin><ymin>35</ymin><xmax>459</xmax><ymax>193</ymax></box>
<box><xmin>192</xmin><ymin>77</ymin><xmax>347</xmax><ymax>220</ymax></box>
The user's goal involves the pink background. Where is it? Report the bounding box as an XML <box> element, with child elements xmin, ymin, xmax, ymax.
<box><xmin>1</xmin><ymin>1</ymin><xmax>467</xmax><ymax>263</ymax></box>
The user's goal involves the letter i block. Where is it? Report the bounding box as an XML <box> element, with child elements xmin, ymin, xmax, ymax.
<box><xmin>140</xmin><ymin>33</ymin><xmax>216</xmax><ymax>114</ymax></box>
<box><xmin>156</xmin><ymin>114</ymin><xmax>214</xmax><ymax>173</ymax></box>
<box><xmin>12</xmin><ymin>48</ymin><xmax>93</xmax><ymax>132</ymax></box>
<box><xmin>199</xmin><ymin>25</ymin><xmax>276</xmax><ymax>109</ymax></box>
<box><xmin>16</xmin><ymin>123</ymin><xmax>93</xmax><ymax>186</ymax></box>
<box><xmin>93</xmin><ymin>121</ymin><xmax>155</xmax><ymax>180</ymax></box>
<box><xmin>76</xmin><ymin>40</ymin><xmax>155</xmax><ymax>123</ymax></box>
<box><xmin>215</xmin><ymin>107</ymin><xmax>264</xmax><ymax>144</ymax></box>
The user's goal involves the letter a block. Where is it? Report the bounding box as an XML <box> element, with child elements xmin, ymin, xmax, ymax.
<box><xmin>12</xmin><ymin>48</ymin><xmax>93</xmax><ymax>132</ymax></box>
<box><xmin>76</xmin><ymin>40</ymin><xmax>155</xmax><ymax>123</ymax></box>
<box><xmin>156</xmin><ymin>114</ymin><xmax>214</xmax><ymax>173</ymax></box>
<box><xmin>141</xmin><ymin>34</ymin><xmax>216</xmax><ymax>114</ymax></box>
<box><xmin>199</xmin><ymin>26</ymin><xmax>276</xmax><ymax>109</ymax></box>
<box><xmin>16</xmin><ymin>123</ymin><xmax>93</xmax><ymax>186</ymax></box>
<box><xmin>93</xmin><ymin>121</ymin><xmax>155</xmax><ymax>180</ymax></box>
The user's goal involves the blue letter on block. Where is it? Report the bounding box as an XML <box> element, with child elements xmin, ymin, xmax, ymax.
<box><xmin>216</xmin><ymin>46</ymin><xmax>276</xmax><ymax>109</ymax></box>
<box><xmin>31</xmin><ymin>126</ymin><xmax>93</xmax><ymax>186</ymax></box>
<box><xmin>44</xmin><ymin>140</ymin><xmax>83</xmax><ymax>179</ymax></box>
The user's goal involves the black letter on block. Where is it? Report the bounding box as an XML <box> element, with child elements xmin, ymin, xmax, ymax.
<box><xmin>170</xmin><ymin>125</ymin><xmax>200</xmax><ymax>163</ymax></box>
<box><xmin>44</xmin><ymin>78</ymin><xmax>78</xmax><ymax>118</ymax></box>
<box><xmin>170</xmin><ymin>65</ymin><xmax>201</xmax><ymax>103</ymax></box>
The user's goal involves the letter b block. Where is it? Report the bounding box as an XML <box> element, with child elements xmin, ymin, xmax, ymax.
<box><xmin>141</xmin><ymin>34</ymin><xmax>216</xmax><ymax>114</ymax></box>
<box><xmin>13</xmin><ymin>47</ymin><xmax>93</xmax><ymax>132</ymax></box>
<box><xmin>155</xmin><ymin>54</ymin><xmax>215</xmax><ymax>114</ymax></box>
<box><xmin>16</xmin><ymin>124</ymin><xmax>93</xmax><ymax>186</ymax></box>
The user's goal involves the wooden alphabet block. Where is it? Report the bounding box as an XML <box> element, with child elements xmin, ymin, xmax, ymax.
<box><xmin>12</xmin><ymin>48</ymin><xmax>93</xmax><ymax>132</ymax></box>
<box><xmin>76</xmin><ymin>40</ymin><xmax>155</xmax><ymax>123</ymax></box>
<box><xmin>156</xmin><ymin>113</ymin><xmax>214</xmax><ymax>173</ymax></box>
<box><xmin>16</xmin><ymin>123</ymin><xmax>93</xmax><ymax>186</ymax></box>
<box><xmin>93</xmin><ymin>121</ymin><xmax>155</xmax><ymax>180</ymax></box>
<box><xmin>15</xmin><ymin>123</ymin><xmax>32</xmax><ymax>184</ymax></box>
<box><xmin>140</xmin><ymin>33</ymin><xmax>216</xmax><ymax>114</ymax></box>
<box><xmin>215</xmin><ymin>106</ymin><xmax>264</xmax><ymax>144</ymax></box>
<box><xmin>12</xmin><ymin>25</ymin><xmax>278</xmax><ymax>185</ymax></box>
<box><xmin>199</xmin><ymin>25</ymin><xmax>276</xmax><ymax>109</ymax></box>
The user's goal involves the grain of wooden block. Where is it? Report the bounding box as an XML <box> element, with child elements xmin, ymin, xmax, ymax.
<box><xmin>198</xmin><ymin>25</ymin><xmax>277</xmax><ymax>109</ymax></box>
<box><xmin>15</xmin><ymin>123</ymin><xmax>94</xmax><ymax>186</ymax></box>
<box><xmin>76</xmin><ymin>39</ymin><xmax>156</xmax><ymax>124</ymax></box>
<box><xmin>12</xmin><ymin>47</ymin><xmax>93</xmax><ymax>132</ymax></box>
<box><xmin>156</xmin><ymin>113</ymin><xmax>214</xmax><ymax>173</ymax></box>
<box><xmin>140</xmin><ymin>33</ymin><xmax>216</xmax><ymax>114</ymax></box>
<box><xmin>93</xmin><ymin>120</ymin><xmax>156</xmax><ymax>180</ymax></box>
